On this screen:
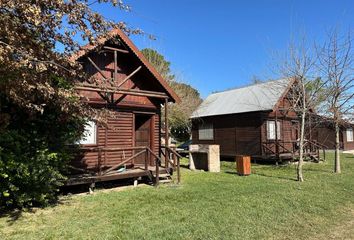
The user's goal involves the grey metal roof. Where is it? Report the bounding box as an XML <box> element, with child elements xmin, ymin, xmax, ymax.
<box><xmin>191</xmin><ymin>78</ymin><xmax>291</xmax><ymax>118</ymax></box>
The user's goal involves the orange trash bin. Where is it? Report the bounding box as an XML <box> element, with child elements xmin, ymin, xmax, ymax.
<box><xmin>236</xmin><ymin>155</ymin><xmax>251</xmax><ymax>176</ymax></box>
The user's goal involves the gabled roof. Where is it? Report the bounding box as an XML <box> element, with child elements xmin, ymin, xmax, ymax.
<box><xmin>70</xmin><ymin>28</ymin><xmax>180</xmax><ymax>103</ymax></box>
<box><xmin>191</xmin><ymin>78</ymin><xmax>292</xmax><ymax>118</ymax></box>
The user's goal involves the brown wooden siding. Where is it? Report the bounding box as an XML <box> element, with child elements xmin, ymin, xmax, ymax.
<box><xmin>73</xmin><ymin>110</ymin><xmax>160</xmax><ymax>170</ymax></box>
<box><xmin>192</xmin><ymin>112</ymin><xmax>263</xmax><ymax>157</ymax></box>
<box><xmin>342</xmin><ymin>128</ymin><xmax>354</xmax><ymax>150</ymax></box>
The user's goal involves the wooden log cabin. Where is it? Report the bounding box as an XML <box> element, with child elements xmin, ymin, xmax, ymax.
<box><xmin>310</xmin><ymin>115</ymin><xmax>354</xmax><ymax>152</ymax></box>
<box><xmin>67</xmin><ymin>29</ymin><xmax>182</xmax><ymax>187</ymax></box>
<box><xmin>191</xmin><ymin>78</ymin><xmax>326</xmax><ymax>162</ymax></box>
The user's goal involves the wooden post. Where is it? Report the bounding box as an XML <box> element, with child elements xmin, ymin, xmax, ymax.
<box><xmin>275</xmin><ymin>112</ymin><xmax>279</xmax><ymax>160</ymax></box>
<box><xmin>155</xmin><ymin>158</ymin><xmax>159</xmax><ymax>186</ymax></box>
<box><xmin>177</xmin><ymin>157</ymin><xmax>181</xmax><ymax>184</ymax></box>
<box><xmin>105</xmin><ymin>126</ymin><xmax>108</xmax><ymax>170</ymax></box>
<box><xmin>145</xmin><ymin>148</ymin><xmax>149</xmax><ymax>171</ymax></box>
<box><xmin>98</xmin><ymin>148</ymin><xmax>102</xmax><ymax>176</ymax></box>
<box><xmin>173</xmin><ymin>150</ymin><xmax>177</xmax><ymax>170</ymax></box>
<box><xmin>165</xmin><ymin>98</ymin><xmax>169</xmax><ymax>169</ymax></box>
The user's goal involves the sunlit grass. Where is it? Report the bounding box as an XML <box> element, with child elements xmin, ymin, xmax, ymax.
<box><xmin>1</xmin><ymin>152</ymin><xmax>354</xmax><ymax>239</ymax></box>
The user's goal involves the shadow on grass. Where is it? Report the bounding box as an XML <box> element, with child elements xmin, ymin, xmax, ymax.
<box><xmin>0</xmin><ymin>198</ymin><xmax>68</xmax><ymax>225</ymax></box>
<box><xmin>251</xmin><ymin>172</ymin><xmax>298</xmax><ymax>181</ymax></box>
<box><xmin>304</xmin><ymin>168</ymin><xmax>333</xmax><ymax>173</ymax></box>
<box><xmin>223</xmin><ymin>168</ymin><xmax>297</xmax><ymax>181</ymax></box>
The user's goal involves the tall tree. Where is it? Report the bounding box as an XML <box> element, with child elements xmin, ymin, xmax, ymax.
<box><xmin>141</xmin><ymin>48</ymin><xmax>202</xmax><ymax>141</ymax></box>
<box><xmin>318</xmin><ymin>30</ymin><xmax>354</xmax><ymax>174</ymax></box>
<box><xmin>0</xmin><ymin>0</ymin><xmax>137</xmax><ymax>209</ymax></box>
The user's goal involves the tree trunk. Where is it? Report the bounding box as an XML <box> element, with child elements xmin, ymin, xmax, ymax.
<box><xmin>297</xmin><ymin>110</ymin><xmax>306</xmax><ymax>182</ymax></box>
<box><xmin>334</xmin><ymin>121</ymin><xmax>341</xmax><ymax>173</ymax></box>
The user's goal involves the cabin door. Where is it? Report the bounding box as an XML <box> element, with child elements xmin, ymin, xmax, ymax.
<box><xmin>134</xmin><ymin>114</ymin><xmax>153</xmax><ymax>165</ymax></box>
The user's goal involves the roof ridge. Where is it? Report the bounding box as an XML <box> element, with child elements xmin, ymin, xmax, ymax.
<box><xmin>210</xmin><ymin>78</ymin><xmax>289</xmax><ymax>95</ymax></box>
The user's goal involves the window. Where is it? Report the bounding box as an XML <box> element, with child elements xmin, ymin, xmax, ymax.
<box><xmin>198</xmin><ymin>122</ymin><xmax>214</xmax><ymax>140</ymax></box>
<box><xmin>267</xmin><ymin>120</ymin><xmax>281</xmax><ymax>140</ymax></box>
<box><xmin>346</xmin><ymin>128</ymin><xmax>353</xmax><ymax>142</ymax></box>
<box><xmin>78</xmin><ymin>121</ymin><xmax>97</xmax><ymax>145</ymax></box>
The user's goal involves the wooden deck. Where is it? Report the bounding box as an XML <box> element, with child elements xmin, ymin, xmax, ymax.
<box><xmin>66</xmin><ymin>165</ymin><xmax>173</xmax><ymax>186</ymax></box>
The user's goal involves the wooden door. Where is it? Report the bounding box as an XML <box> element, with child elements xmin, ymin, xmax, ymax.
<box><xmin>134</xmin><ymin>114</ymin><xmax>152</xmax><ymax>165</ymax></box>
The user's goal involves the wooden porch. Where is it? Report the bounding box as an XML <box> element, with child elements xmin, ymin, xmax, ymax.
<box><xmin>260</xmin><ymin>139</ymin><xmax>327</xmax><ymax>162</ymax></box>
<box><xmin>66</xmin><ymin>146</ymin><xmax>182</xmax><ymax>188</ymax></box>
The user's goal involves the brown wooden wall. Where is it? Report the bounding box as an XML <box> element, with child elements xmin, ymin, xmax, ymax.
<box><xmin>192</xmin><ymin>112</ymin><xmax>263</xmax><ymax>157</ymax></box>
<box><xmin>259</xmin><ymin>115</ymin><xmax>298</xmax><ymax>155</ymax></box>
<box><xmin>72</xmin><ymin>42</ymin><xmax>170</xmax><ymax>172</ymax></box>
<box><xmin>191</xmin><ymin>110</ymin><xmax>299</xmax><ymax>158</ymax></box>
<box><xmin>72</xmin><ymin>110</ymin><xmax>160</xmax><ymax>171</ymax></box>
<box><xmin>341</xmin><ymin>128</ymin><xmax>354</xmax><ymax>151</ymax></box>
<box><xmin>79</xmin><ymin>50</ymin><xmax>164</xmax><ymax>109</ymax></box>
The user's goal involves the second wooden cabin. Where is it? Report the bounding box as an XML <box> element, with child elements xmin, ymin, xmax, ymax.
<box><xmin>191</xmin><ymin>78</ymin><xmax>327</xmax><ymax>162</ymax></box>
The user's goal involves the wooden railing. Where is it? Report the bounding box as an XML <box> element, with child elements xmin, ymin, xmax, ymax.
<box><xmin>75</xmin><ymin>145</ymin><xmax>181</xmax><ymax>185</ymax></box>
<box><xmin>161</xmin><ymin>146</ymin><xmax>182</xmax><ymax>184</ymax></box>
<box><xmin>262</xmin><ymin>139</ymin><xmax>327</xmax><ymax>161</ymax></box>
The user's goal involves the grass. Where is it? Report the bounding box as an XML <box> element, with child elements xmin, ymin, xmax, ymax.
<box><xmin>1</xmin><ymin>152</ymin><xmax>354</xmax><ymax>239</ymax></box>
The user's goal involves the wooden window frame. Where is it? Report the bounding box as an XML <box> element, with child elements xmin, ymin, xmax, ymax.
<box><xmin>198</xmin><ymin>122</ymin><xmax>214</xmax><ymax>140</ymax></box>
<box><xmin>267</xmin><ymin>120</ymin><xmax>281</xmax><ymax>140</ymax></box>
<box><xmin>346</xmin><ymin>128</ymin><xmax>353</xmax><ymax>142</ymax></box>
<box><xmin>78</xmin><ymin>120</ymin><xmax>98</xmax><ymax>146</ymax></box>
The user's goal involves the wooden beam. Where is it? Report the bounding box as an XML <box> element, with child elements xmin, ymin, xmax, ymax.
<box><xmin>87</xmin><ymin>57</ymin><xmax>107</xmax><ymax>80</ymax></box>
<box><xmin>75</xmin><ymin>84</ymin><xmax>168</xmax><ymax>99</ymax></box>
<box><xmin>165</xmin><ymin>98</ymin><xmax>169</xmax><ymax>169</ymax></box>
<box><xmin>103</xmin><ymin>46</ymin><xmax>129</xmax><ymax>54</ymax></box>
<box><xmin>80</xmin><ymin>146</ymin><xmax>146</xmax><ymax>152</ymax></box>
<box><xmin>76</xmin><ymin>86</ymin><xmax>168</xmax><ymax>99</ymax></box>
<box><xmin>77</xmin><ymin>83</ymin><xmax>167</xmax><ymax>96</ymax></box>
<box><xmin>116</xmin><ymin>66</ymin><xmax>142</xmax><ymax>88</ymax></box>
<box><xmin>114</xmin><ymin>50</ymin><xmax>118</xmax><ymax>82</ymax></box>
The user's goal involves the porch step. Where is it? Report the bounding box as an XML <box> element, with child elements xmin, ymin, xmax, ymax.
<box><xmin>159</xmin><ymin>179</ymin><xmax>172</xmax><ymax>183</ymax></box>
<box><xmin>152</xmin><ymin>172</ymin><xmax>172</xmax><ymax>184</ymax></box>
<box><xmin>158</xmin><ymin>173</ymin><xmax>171</xmax><ymax>178</ymax></box>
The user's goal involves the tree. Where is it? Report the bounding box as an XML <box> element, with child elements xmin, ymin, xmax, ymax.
<box><xmin>279</xmin><ymin>38</ymin><xmax>325</xmax><ymax>181</ymax></box>
<box><xmin>0</xmin><ymin>0</ymin><xmax>136</xmax><ymax>209</ymax></box>
<box><xmin>318</xmin><ymin>30</ymin><xmax>354</xmax><ymax>174</ymax></box>
<box><xmin>141</xmin><ymin>48</ymin><xmax>202</xmax><ymax>142</ymax></box>
<box><xmin>168</xmin><ymin>81</ymin><xmax>202</xmax><ymax>141</ymax></box>
<box><xmin>141</xmin><ymin>48</ymin><xmax>175</xmax><ymax>81</ymax></box>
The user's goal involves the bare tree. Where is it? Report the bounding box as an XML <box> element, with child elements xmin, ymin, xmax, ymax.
<box><xmin>318</xmin><ymin>30</ymin><xmax>354</xmax><ymax>174</ymax></box>
<box><xmin>279</xmin><ymin>38</ymin><xmax>325</xmax><ymax>181</ymax></box>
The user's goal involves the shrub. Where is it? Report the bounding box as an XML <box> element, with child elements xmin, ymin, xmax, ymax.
<box><xmin>0</xmin><ymin>95</ymin><xmax>83</xmax><ymax>210</ymax></box>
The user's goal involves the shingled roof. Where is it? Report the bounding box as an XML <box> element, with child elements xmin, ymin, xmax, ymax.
<box><xmin>191</xmin><ymin>78</ymin><xmax>292</xmax><ymax>118</ymax></box>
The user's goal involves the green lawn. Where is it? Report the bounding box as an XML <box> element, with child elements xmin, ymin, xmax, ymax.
<box><xmin>1</xmin><ymin>152</ymin><xmax>354</xmax><ymax>240</ymax></box>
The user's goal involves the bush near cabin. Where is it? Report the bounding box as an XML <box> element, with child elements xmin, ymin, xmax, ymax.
<box><xmin>0</xmin><ymin>93</ymin><xmax>84</xmax><ymax>210</ymax></box>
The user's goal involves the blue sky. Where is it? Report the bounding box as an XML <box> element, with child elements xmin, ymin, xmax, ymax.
<box><xmin>93</xmin><ymin>0</ymin><xmax>353</xmax><ymax>98</ymax></box>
